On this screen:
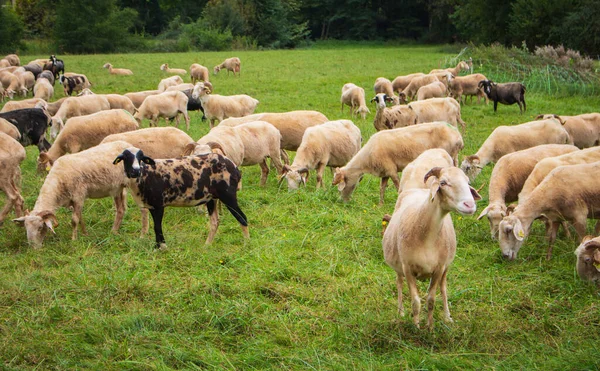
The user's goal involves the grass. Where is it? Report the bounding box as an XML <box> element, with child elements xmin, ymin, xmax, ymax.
<box><xmin>1</xmin><ymin>44</ymin><xmax>600</xmax><ymax>370</ymax></box>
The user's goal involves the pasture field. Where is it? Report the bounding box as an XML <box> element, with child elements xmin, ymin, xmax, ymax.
<box><xmin>1</xmin><ymin>45</ymin><xmax>599</xmax><ymax>370</ymax></box>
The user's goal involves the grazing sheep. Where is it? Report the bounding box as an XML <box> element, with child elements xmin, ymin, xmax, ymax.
<box><xmin>113</xmin><ymin>148</ymin><xmax>249</xmax><ymax>247</ymax></box>
<box><xmin>378</xmin><ymin>97</ymin><xmax>466</xmax><ymax>131</ymax></box>
<box><xmin>383</xmin><ymin>166</ymin><xmax>481</xmax><ymax>330</ymax></box>
<box><xmin>392</xmin><ymin>73</ymin><xmax>426</xmax><ymax>93</ymax></box>
<box><xmin>4</xmin><ymin>54</ymin><xmax>20</xmax><ymax>66</ymax></box>
<box><xmin>14</xmin><ymin>70</ymin><xmax>35</xmax><ymax>93</ymax></box>
<box><xmin>448</xmin><ymin>74</ymin><xmax>489</xmax><ymax>104</ymax></box>
<box><xmin>157</xmin><ymin>75</ymin><xmax>184</xmax><ymax>92</ymax></box>
<box><xmin>213</xmin><ymin>57</ymin><xmax>241</xmax><ymax>76</ymax></box>
<box><xmin>0</xmin><ymin>132</ymin><xmax>26</xmax><ymax>224</ymax></box>
<box><xmin>124</xmin><ymin>90</ymin><xmax>161</xmax><ymax>109</ymax></box>
<box><xmin>399</xmin><ymin>74</ymin><xmax>446</xmax><ymax>103</ymax></box>
<box><xmin>50</xmin><ymin>95</ymin><xmax>111</xmax><ymax>139</ymax></box>
<box><xmin>190</xmin><ymin>63</ymin><xmax>210</xmax><ymax>84</ymax></box>
<box><xmin>341</xmin><ymin>83</ymin><xmax>370</xmax><ymax>119</ymax></box>
<box><xmin>371</xmin><ymin>93</ymin><xmax>404</xmax><ymax>131</ymax></box>
<box><xmin>0</xmin><ymin>108</ymin><xmax>52</xmax><ymax>153</ymax></box>
<box><xmin>333</xmin><ymin>122</ymin><xmax>464</xmax><ymax>204</ymax></box>
<box><xmin>498</xmin><ymin>161</ymin><xmax>600</xmax><ymax>261</ymax></box>
<box><xmin>0</xmin><ymin>118</ymin><xmax>20</xmax><ymax>140</ymax></box>
<box><xmin>160</xmin><ymin>63</ymin><xmax>187</xmax><ymax>75</ymax></box>
<box><xmin>133</xmin><ymin>90</ymin><xmax>190</xmax><ymax>130</ymax></box>
<box><xmin>281</xmin><ymin>120</ymin><xmax>361</xmax><ymax>189</ymax></box>
<box><xmin>37</xmin><ymin>70</ymin><xmax>55</xmax><ymax>86</ymax></box>
<box><xmin>23</xmin><ymin>63</ymin><xmax>43</xmax><ymax>79</ymax></box>
<box><xmin>219</xmin><ymin>110</ymin><xmax>329</xmax><ymax>164</ymax></box>
<box><xmin>398</xmin><ymin>148</ymin><xmax>454</xmax><ymax>194</ymax></box>
<box><xmin>461</xmin><ymin>117</ymin><xmax>573</xmax><ymax>180</ymax></box>
<box><xmin>38</xmin><ymin>109</ymin><xmax>139</xmax><ymax>170</ymax></box>
<box><xmin>13</xmin><ymin>141</ymin><xmax>134</xmax><ymax>248</ymax></box>
<box><xmin>0</xmin><ymin>98</ymin><xmax>47</xmax><ymax>113</ymax></box>
<box><xmin>429</xmin><ymin>60</ymin><xmax>470</xmax><ymax>76</ymax></box>
<box><xmin>0</xmin><ymin>71</ymin><xmax>27</xmax><ymax>98</ymax></box>
<box><xmin>535</xmin><ymin>113</ymin><xmax>600</xmax><ymax>149</ymax></box>
<box><xmin>59</xmin><ymin>74</ymin><xmax>91</xmax><ymax>96</ymax></box>
<box><xmin>103</xmin><ymin>63</ymin><xmax>133</xmax><ymax>76</ymax></box>
<box><xmin>575</xmin><ymin>236</ymin><xmax>600</xmax><ymax>286</ymax></box>
<box><xmin>33</xmin><ymin>78</ymin><xmax>54</xmax><ymax>101</ymax></box>
<box><xmin>373</xmin><ymin>77</ymin><xmax>400</xmax><ymax>105</ymax></box>
<box><xmin>477</xmin><ymin>144</ymin><xmax>579</xmax><ymax>239</ymax></box>
<box><xmin>77</xmin><ymin>89</ymin><xmax>136</xmax><ymax>114</ymax></box>
<box><xmin>479</xmin><ymin>80</ymin><xmax>526</xmax><ymax>113</ymax></box>
<box><xmin>191</xmin><ymin>82</ymin><xmax>258</xmax><ymax>128</ymax></box>
<box><xmin>416</xmin><ymin>81</ymin><xmax>447</xmax><ymax>101</ymax></box>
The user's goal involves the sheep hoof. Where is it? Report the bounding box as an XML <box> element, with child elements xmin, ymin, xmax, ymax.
<box><xmin>155</xmin><ymin>243</ymin><xmax>168</xmax><ymax>251</ymax></box>
<box><xmin>444</xmin><ymin>315</ymin><xmax>454</xmax><ymax>323</ymax></box>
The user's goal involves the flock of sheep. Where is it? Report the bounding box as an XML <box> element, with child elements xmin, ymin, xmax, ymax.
<box><xmin>0</xmin><ymin>52</ymin><xmax>599</xmax><ymax>331</ymax></box>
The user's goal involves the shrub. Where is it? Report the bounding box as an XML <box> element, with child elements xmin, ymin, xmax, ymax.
<box><xmin>0</xmin><ymin>6</ymin><xmax>25</xmax><ymax>54</ymax></box>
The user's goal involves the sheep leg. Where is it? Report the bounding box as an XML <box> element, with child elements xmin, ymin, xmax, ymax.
<box><xmin>205</xmin><ymin>200</ymin><xmax>220</xmax><ymax>244</ymax></box>
<box><xmin>493</xmin><ymin>101</ymin><xmax>498</xmax><ymax>112</ymax></box>
<box><xmin>280</xmin><ymin>149</ymin><xmax>290</xmax><ymax>165</ymax></box>
<box><xmin>149</xmin><ymin>206</ymin><xmax>166</xmax><ymax>249</ymax></box>
<box><xmin>182</xmin><ymin>109</ymin><xmax>190</xmax><ymax>131</ymax></box>
<box><xmin>395</xmin><ymin>272</ymin><xmax>405</xmax><ymax>316</ymax></box>
<box><xmin>218</xmin><ymin>193</ymin><xmax>249</xmax><ymax>240</ymax></box>
<box><xmin>316</xmin><ymin>163</ymin><xmax>327</xmax><ymax>189</ymax></box>
<box><xmin>259</xmin><ymin>160</ymin><xmax>269</xmax><ymax>186</ymax></box>
<box><xmin>379</xmin><ymin>177</ymin><xmax>390</xmax><ymax>206</ymax></box>
<box><xmin>404</xmin><ymin>268</ymin><xmax>421</xmax><ymax>328</ymax></box>
<box><xmin>545</xmin><ymin>221</ymin><xmax>560</xmax><ymax>260</ymax></box>
<box><xmin>140</xmin><ymin>208</ymin><xmax>149</xmax><ymax>236</ymax></box>
<box><xmin>426</xmin><ymin>270</ymin><xmax>444</xmax><ymax>331</ymax></box>
<box><xmin>440</xmin><ymin>269</ymin><xmax>453</xmax><ymax>323</ymax></box>
<box><xmin>111</xmin><ymin>189</ymin><xmax>126</xmax><ymax>233</ymax></box>
<box><xmin>573</xmin><ymin>218</ymin><xmax>588</xmax><ymax>241</ymax></box>
<box><xmin>561</xmin><ymin>221</ymin><xmax>572</xmax><ymax>239</ymax></box>
<box><xmin>70</xmin><ymin>202</ymin><xmax>86</xmax><ymax>240</ymax></box>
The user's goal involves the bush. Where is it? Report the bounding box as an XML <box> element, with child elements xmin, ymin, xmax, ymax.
<box><xmin>534</xmin><ymin>45</ymin><xmax>594</xmax><ymax>73</ymax></box>
<box><xmin>0</xmin><ymin>7</ymin><xmax>25</xmax><ymax>54</ymax></box>
<box><xmin>178</xmin><ymin>21</ymin><xmax>233</xmax><ymax>51</ymax></box>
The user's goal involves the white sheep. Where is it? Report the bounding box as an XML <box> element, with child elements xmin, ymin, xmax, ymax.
<box><xmin>191</xmin><ymin>82</ymin><xmax>258</xmax><ymax>128</ymax></box>
<box><xmin>0</xmin><ymin>132</ymin><xmax>26</xmax><ymax>224</ymax></box>
<box><xmin>448</xmin><ymin>73</ymin><xmax>489</xmax><ymax>104</ymax></box>
<box><xmin>4</xmin><ymin>54</ymin><xmax>20</xmax><ymax>66</ymax></box>
<box><xmin>133</xmin><ymin>90</ymin><xmax>190</xmax><ymax>130</ymax></box>
<box><xmin>157</xmin><ymin>75</ymin><xmax>184</xmax><ymax>92</ymax></box>
<box><xmin>0</xmin><ymin>117</ymin><xmax>20</xmax><ymax>140</ymax></box>
<box><xmin>477</xmin><ymin>144</ymin><xmax>579</xmax><ymax>239</ymax></box>
<box><xmin>373</xmin><ymin>77</ymin><xmax>400</xmax><ymax>105</ymax></box>
<box><xmin>416</xmin><ymin>81</ymin><xmax>447</xmax><ymax>101</ymax></box>
<box><xmin>33</xmin><ymin>78</ymin><xmax>54</xmax><ymax>101</ymax></box>
<box><xmin>536</xmin><ymin>113</ymin><xmax>600</xmax><ymax>149</ymax></box>
<box><xmin>383</xmin><ymin>166</ymin><xmax>480</xmax><ymax>330</ymax></box>
<box><xmin>160</xmin><ymin>63</ymin><xmax>187</xmax><ymax>75</ymax></box>
<box><xmin>371</xmin><ymin>93</ymin><xmax>404</xmax><ymax>131</ymax></box>
<box><xmin>341</xmin><ymin>83</ymin><xmax>370</xmax><ymax>119</ymax></box>
<box><xmin>379</xmin><ymin>97</ymin><xmax>466</xmax><ymax>131</ymax></box>
<box><xmin>190</xmin><ymin>63</ymin><xmax>210</xmax><ymax>84</ymax></box>
<box><xmin>14</xmin><ymin>70</ymin><xmax>35</xmax><ymax>93</ymax></box>
<box><xmin>333</xmin><ymin>122</ymin><xmax>464</xmax><ymax>205</ymax></box>
<box><xmin>50</xmin><ymin>95</ymin><xmax>111</xmax><ymax>139</ymax></box>
<box><xmin>574</xmin><ymin>236</ymin><xmax>600</xmax><ymax>286</ymax></box>
<box><xmin>77</xmin><ymin>89</ymin><xmax>136</xmax><ymax>114</ymax></box>
<box><xmin>124</xmin><ymin>90</ymin><xmax>161</xmax><ymax>109</ymax></box>
<box><xmin>1</xmin><ymin>98</ymin><xmax>47</xmax><ymax>113</ymax></box>
<box><xmin>281</xmin><ymin>120</ymin><xmax>361</xmax><ymax>189</ymax></box>
<box><xmin>214</xmin><ymin>57</ymin><xmax>241</xmax><ymax>76</ymax></box>
<box><xmin>398</xmin><ymin>148</ymin><xmax>454</xmax><ymax>194</ymax></box>
<box><xmin>399</xmin><ymin>74</ymin><xmax>447</xmax><ymax>103</ymax></box>
<box><xmin>461</xmin><ymin>117</ymin><xmax>573</xmax><ymax>180</ymax></box>
<box><xmin>429</xmin><ymin>60</ymin><xmax>470</xmax><ymax>76</ymax></box>
<box><xmin>103</xmin><ymin>63</ymin><xmax>133</xmax><ymax>76</ymax></box>
<box><xmin>392</xmin><ymin>73</ymin><xmax>426</xmax><ymax>94</ymax></box>
<box><xmin>0</xmin><ymin>71</ymin><xmax>27</xmax><ymax>98</ymax></box>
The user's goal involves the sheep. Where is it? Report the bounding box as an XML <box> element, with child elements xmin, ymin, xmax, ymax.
<box><xmin>27</xmin><ymin>58</ymin><xmax>50</xmax><ymax>67</ymax></box>
<box><xmin>103</xmin><ymin>63</ymin><xmax>133</xmax><ymax>76</ymax></box>
<box><xmin>498</xmin><ymin>161</ymin><xmax>600</xmax><ymax>261</ymax></box>
<box><xmin>219</xmin><ymin>110</ymin><xmax>329</xmax><ymax>164</ymax></box>
<box><xmin>4</xmin><ymin>54</ymin><xmax>20</xmax><ymax>66</ymax></box>
<box><xmin>332</xmin><ymin>122</ymin><xmax>464</xmax><ymax>205</ymax></box>
<box><xmin>191</xmin><ymin>82</ymin><xmax>258</xmax><ymax>128</ymax></box>
<box><xmin>479</xmin><ymin>80</ymin><xmax>526</xmax><ymax>113</ymax></box>
<box><xmin>0</xmin><ymin>98</ymin><xmax>47</xmax><ymax>113</ymax></box>
<box><xmin>0</xmin><ymin>132</ymin><xmax>26</xmax><ymax>224</ymax></box>
<box><xmin>0</xmin><ymin>71</ymin><xmax>27</xmax><ymax>98</ymax></box>
<box><xmin>0</xmin><ymin>59</ymin><xmax>9</xmax><ymax>68</ymax></box>
<box><xmin>448</xmin><ymin>74</ymin><xmax>489</xmax><ymax>104</ymax></box>
<box><xmin>43</xmin><ymin>55</ymin><xmax>65</xmax><ymax>79</ymax></box>
<box><xmin>392</xmin><ymin>73</ymin><xmax>426</xmax><ymax>93</ymax></box>
<box><xmin>160</xmin><ymin>63</ymin><xmax>187</xmax><ymax>75</ymax></box>
<box><xmin>124</xmin><ymin>90</ymin><xmax>161</xmax><ymax>109</ymax></box>
<box><xmin>13</xmin><ymin>141</ymin><xmax>135</xmax><ymax>248</ymax></box>
<box><xmin>50</xmin><ymin>95</ymin><xmax>111</xmax><ymax>139</ymax></box>
<box><xmin>23</xmin><ymin>63</ymin><xmax>42</xmax><ymax>79</ymax></box>
<box><xmin>535</xmin><ymin>113</ymin><xmax>600</xmax><ymax>149</ymax></box>
<box><xmin>213</xmin><ymin>57</ymin><xmax>241</xmax><ymax>76</ymax></box>
<box><xmin>113</xmin><ymin>148</ymin><xmax>249</xmax><ymax>248</ymax></box>
<box><xmin>133</xmin><ymin>90</ymin><xmax>190</xmax><ymax>130</ymax></box>
<box><xmin>460</xmin><ymin>117</ymin><xmax>573</xmax><ymax>180</ymax></box>
<box><xmin>477</xmin><ymin>144</ymin><xmax>579</xmax><ymax>239</ymax></box>
<box><xmin>519</xmin><ymin>147</ymin><xmax>600</xmax><ymax>203</ymax></box>
<box><xmin>341</xmin><ymin>83</ymin><xmax>370</xmax><ymax>119</ymax></box>
<box><xmin>399</xmin><ymin>74</ymin><xmax>447</xmax><ymax>103</ymax></box>
<box><xmin>574</xmin><ymin>236</ymin><xmax>600</xmax><ymax>286</ymax></box>
<box><xmin>38</xmin><ymin>109</ymin><xmax>139</xmax><ymax>171</ymax></box>
<box><xmin>14</xmin><ymin>70</ymin><xmax>35</xmax><ymax>93</ymax></box>
<box><xmin>383</xmin><ymin>166</ymin><xmax>481</xmax><ymax>330</ymax></box>
<box><xmin>190</xmin><ymin>63</ymin><xmax>210</xmax><ymax>84</ymax></box>
<box><xmin>281</xmin><ymin>120</ymin><xmax>361</xmax><ymax>190</ymax></box>
<box><xmin>158</xmin><ymin>75</ymin><xmax>184</xmax><ymax>92</ymax></box>
<box><xmin>33</xmin><ymin>78</ymin><xmax>54</xmax><ymax>101</ymax></box>
<box><xmin>373</xmin><ymin>77</ymin><xmax>400</xmax><ymax>105</ymax></box>
<box><xmin>0</xmin><ymin>118</ymin><xmax>20</xmax><ymax>140</ymax></box>
<box><xmin>429</xmin><ymin>60</ymin><xmax>470</xmax><ymax>76</ymax></box>
<box><xmin>398</xmin><ymin>148</ymin><xmax>454</xmax><ymax>194</ymax></box>
<box><xmin>371</xmin><ymin>93</ymin><xmax>405</xmax><ymax>131</ymax></box>
<box><xmin>165</xmin><ymin>83</ymin><xmax>195</xmax><ymax>92</ymax></box>
<box><xmin>0</xmin><ymin>108</ymin><xmax>52</xmax><ymax>153</ymax></box>
<box><xmin>77</xmin><ymin>89</ymin><xmax>136</xmax><ymax>114</ymax></box>
<box><xmin>181</xmin><ymin>88</ymin><xmax>205</xmax><ymax>120</ymax></box>
<box><xmin>59</xmin><ymin>74</ymin><xmax>91</xmax><ymax>96</ymax></box>
<box><xmin>46</xmin><ymin>97</ymin><xmax>68</xmax><ymax>116</ymax></box>
<box><xmin>37</xmin><ymin>70</ymin><xmax>55</xmax><ymax>86</ymax></box>
<box><xmin>377</xmin><ymin>97</ymin><xmax>466</xmax><ymax>131</ymax></box>
<box><xmin>416</xmin><ymin>81</ymin><xmax>447</xmax><ymax>101</ymax></box>
<box><xmin>185</xmin><ymin>120</ymin><xmax>284</xmax><ymax>186</ymax></box>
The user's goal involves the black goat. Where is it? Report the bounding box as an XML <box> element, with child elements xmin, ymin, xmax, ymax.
<box><xmin>478</xmin><ymin>80</ymin><xmax>526</xmax><ymax>113</ymax></box>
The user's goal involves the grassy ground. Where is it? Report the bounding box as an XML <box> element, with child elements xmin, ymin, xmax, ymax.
<box><xmin>1</xmin><ymin>45</ymin><xmax>599</xmax><ymax>370</ymax></box>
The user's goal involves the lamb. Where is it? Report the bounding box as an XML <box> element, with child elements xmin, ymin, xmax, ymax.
<box><xmin>213</xmin><ymin>57</ymin><xmax>241</xmax><ymax>76</ymax></box>
<box><xmin>124</xmin><ymin>90</ymin><xmax>161</xmax><ymax>109</ymax></box>
<box><xmin>341</xmin><ymin>83</ymin><xmax>370</xmax><ymax>119</ymax></box>
<box><xmin>0</xmin><ymin>108</ymin><xmax>52</xmax><ymax>153</ymax></box>
<box><xmin>479</xmin><ymin>80</ymin><xmax>526</xmax><ymax>113</ymax></box>
<box><xmin>574</xmin><ymin>236</ymin><xmax>600</xmax><ymax>286</ymax></box>
<box><xmin>59</xmin><ymin>74</ymin><xmax>91</xmax><ymax>96</ymax></box>
<box><xmin>383</xmin><ymin>166</ymin><xmax>480</xmax><ymax>330</ymax></box>
<box><xmin>0</xmin><ymin>132</ymin><xmax>26</xmax><ymax>224</ymax></box>
<box><xmin>160</xmin><ymin>63</ymin><xmax>187</xmax><ymax>75</ymax></box>
<box><xmin>158</xmin><ymin>75</ymin><xmax>184</xmax><ymax>92</ymax></box>
<box><xmin>219</xmin><ymin>110</ymin><xmax>329</xmax><ymax>164</ymax></box>
<box><xmin>398</xmin><ymin>148</ymin><xmax>454</xmax><ymax>194</ymax></box>
<box><xmin>498</xmin><ymin>161</ymin><xmax>600</xmax><ymax>261</ymax></box>
<box><xmin>33</xmin><ymin>77</ymin><xmax>54</xmax><ymax>101</ymax></box>
<box><xmin>77</xmin><ymin>89</ymin><xmax>136</xmax><ymax>114</ymax></box>
<box><xmin>416</xmin><ymin>81</ymin><xmax>447</xmax><ymax>101</ymax></box>
<box><xmin>184</xmin><ymin>120</ymin><xmax>284</xmax><ymax>186</ymax></box>
<box><xmin>460</xmin><ymin>117</ymin><xmax>573</xmax><ymax>180</ymax></box>
<box><xmin>13</xmin><ymin>141</ymin><xmax>134</xmax><ymax>248</ymax></box>
<box><xmin>371</xmin><ymin>93</ymin><xmax>405</xmax><ymax>131</ymax></box>
<box><xmin>133</xmin><ymin>90</ymin><xmax>190</xmax><ymax>130</ymax></box>
<box><xmin>535</xmin><ymin>113</ymin><xmax>600</xmax><ymax>149</ymax></box>
<box><xmin>281</xmin><ymin>120</ymin><xmax>361</xmax><ymax>189</ymax></box>
<box><xmin>392</xmin><ymin>73</ymin><xmax>426</xmax><ymax>93</ymax></box>
<box><xmin>0</xmin><ymin>118</ymin><xmax>20</xmax><ymax>140</ymax></box>
<box><xmin>38</xmin><ymin>109</ymin><xmax>139</xmax><ymax>170</ymax></box>
<box><xmin>0</xmin><ymin>98</ymin><xmax>47</xmax><ymax>113</ymax></box>
<box><xmin>4</xmin><ymin>54</ymin><xmax>20</xmax><ymax>66</ymax></box>
<box><xmin>448</xmin><ymin>74</ymin><xmax>489</xmax><ymax>104</ymax></box>
<box><xmin>477</xmin><ymin>144</ymin><xmax>579</xmax><ymax>239</ymax></box>
<box><xmin>333</xmin><ymin>122</ymin><xmax>464</xmax><ymax>205</ymax></box>
<box><xmin>191</xmin><ymin>82</ymin><xmax>258</xmax><ymax>128</ymax></box>
<box><xmin>50</xmin><ymin>95</ymin><xmax>111</xmax><ymax>138</ymax></box>
<box><xmin>113</xmin><ymin>148</ymin><xmax>249</xmax><ymax>247</ymax></box>
<box><xmin>429</xmin><ymin>60</ymin><xmax>470</xmax><ymax>76</ymax></box>
<box><xmin>190</xmin><ymin>63</ymin><xmax>210</xmax><ymax>84</ymax></box>
<box><xmin>373</xmin><ymin>77</ymin><xmax>400</xmax><ymax>105</ymax></box>
<box><xmin>519</xmin><ymin>147</ymin><xmax>600</xmax><ymax>203</ymax></box>
<box><xmin>103</xmin><ymin>63</ymin><xmax>133</xmax><ymax>76</ymax></box>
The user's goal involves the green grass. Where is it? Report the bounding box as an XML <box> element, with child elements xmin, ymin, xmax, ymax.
<box><xmin>1</xmin><ymin>45</ymin><xmax>600</xmax><ymax>370</ymax></box>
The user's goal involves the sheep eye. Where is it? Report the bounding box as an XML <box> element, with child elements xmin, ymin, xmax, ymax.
<box><xmin>440</xmin><ymin>180</ymin><xmax>448</xmax><ymax>186</ymax></box>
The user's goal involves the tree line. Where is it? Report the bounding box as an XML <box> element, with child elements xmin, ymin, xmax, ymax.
<box><xmin>0</xmin><ymin>0</ymin><xmax>599</xmax><ymax>55</ymax></box>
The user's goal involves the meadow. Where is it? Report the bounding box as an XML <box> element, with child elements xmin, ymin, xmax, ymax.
<box><xmin>1</xmin><ymin>44</ymin><xmax>599</xmax><ymax>370</ymax></box>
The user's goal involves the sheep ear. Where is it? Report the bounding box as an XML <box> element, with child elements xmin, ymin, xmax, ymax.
<box><xmin>113</xmin><ymin>154</ymin><xmax>124</xmax><ymax>165</ymax></box>
<box><xmin>281</xmin><ymin>165</ymin><xmax>292</xmax><ymax>175</ymax></box>
<box><xmin>429</xmin><ymin>179</ymin><xmax>440</xmax><ymax>201</ymax></box>
<box><xmin>535</xmin><ymin>114</ymin><xmax>544</xmax><ymax>120</ymax></box>
<box><xmin>141</xmin><ymin>156</ymin><xmax>155</xmax><ymax>165</ymax></box>
<box><xmin>581</xmin><ymin>235</ymin><xmax>594</xmax><ymax>244</ymax></box>
<box><xmin>506</xmin><ymin>204</ymin><xmax>517</xmax><ymax>215</ymax></box>
<box><xmin>181</xmin><ymin>142</ymin><xmax>197</xmax><ymax>156</ymax></box>
<box><xmin>477</xmin><ymin>205</ymin><xmax>490</xmax><ymax>220</ymax></box>
<box><xmin>513</xmin><ymin>219</ymin><xmax>525</xmax><ymax>241</ymax></box>
<box><xmin>370</xmin><ymin>97</ymin><xmax>376</xmax><ymax>103</ymax></box>
<box><xmin>13</xmin><ymin>217</ymin><xmax>26</xmax><ymax>226</ymax></box>
<box><xmin>470</xmin><ymin>186</ymin><xmax>482</xmax><ymax>201</ymax></box>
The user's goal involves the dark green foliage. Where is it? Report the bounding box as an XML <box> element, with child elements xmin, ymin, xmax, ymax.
<box><xmin>558</xmin><ymin>0</ymin><xmax>600</xmax><ymax>57</ymax></box>
<box><xmin>0</xmin><ymin>6</ymin><xmax>25</xmax><ymax>53</ymax></box>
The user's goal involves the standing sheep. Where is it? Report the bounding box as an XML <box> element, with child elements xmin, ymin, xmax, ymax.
<box><xmin>479</xmin><ymin>80</ymin><xmax>526</xmax><ymax>113</ymax></box>
<box><xmin>0</xmin><ymin>132</ymin><xmax>26</xmax><ymax>224</ymax></box>
<box><xmin>214</xmin><ymin>57</ymin><xmax>241</xmax><ymax>76</ymax></box>
<box><xmin>191</xmin><ymin>82</ymin><xmax>258</xmax><ymax>128</ymax></box>
<box><xmin>341</xmin><ymin>83</ymin><xmax>370</xmax><ymax>119</ymax></box>
<box><xmin>33</xmin><ymin>78</ymin><xmax>54</xmax><ymax>101</ymax></box>
<box><xmin>416</xmin><ymin>81</ymin><xmax>447</xmax><ymax>101</ymax></box>
<box><xmin>535</xmin><ymin>113</ymin><xmax>600</xmax><ymax>149</ymax></box>
<box><xmin>133</xmin><ymin>90</ymin><xmax>190</xmax><ymax>130</ymax></box>
<box><xmin>371</xmin><ymin>93</ymin><xmax>404</xmax><ymax>131</ymax></box>
<box><xmin>392</xmin><ymin>73</ymin><xmax>426</xmax><ymax>93</ymax></box>
<box><xmin>448</xmin><ymin>74</ymin><xmax>489</xmax><ymax>104</ymax></box>
<box><xmin>190</xmin><ymin>63</ymin><xmax>210</xmax><ymax>84</ymax></box>
<box><xmin>50</xmin><ymin>95</ymin><xmax>112</xmax><ymax>139</ymax></box>
<box><xmin>157</xmin><ymin>76</ymin><xmax>184</xmax><ymax>92</ymax></box>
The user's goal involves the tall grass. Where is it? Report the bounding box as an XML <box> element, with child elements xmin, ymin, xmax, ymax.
<box><xmin>0</xmin><ymin>45</ymin><xmax>599</xmax><ymax>370</ymax></box>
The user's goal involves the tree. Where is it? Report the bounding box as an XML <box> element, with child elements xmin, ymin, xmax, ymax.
<box><xmin>0</xmin><ymin>5</ymin><xmax>24</xmax><ymax>53</ymax></box>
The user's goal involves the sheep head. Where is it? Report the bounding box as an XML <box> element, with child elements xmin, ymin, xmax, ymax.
<box><xmin>575</xmin><ymin>237</ymin><xmax>600</xmax><ymax>285</ymax></box>
<box><xmin>213</xmin><ymin>65</ymin><xmax>221</xmax><ymax>75</ymax></box>
<box><xmin>281</xmin><ymin>165</ymin><xmax>309</xmax><ymax>190</ymax></box>
<box><xmin>424</xmin><ymin>166</ymin><xmax>480</xmax><ymax>214</ymax></box>
<box><xmin>160</xmin><ymin>64</ymin><xmax>167</xmax><ymax>71</ymax></box>
<box><xmin>478</xmin><ymin>202</ymin><xmax>508</xmax><ymax>239</ymax></box>
<box><xmin>460</xmin><ymin>155</ymin><xmax>483</xmax><ymax>181</ymax></box>
<box><xmin>37</xmin><ymin>153</ymin><xmax>54</xmax><ymax>173</ymax></box>
<box><xmin>50</xmin><ymin>117</ymin><xmax>64</xmax><ymax>139</ymax></box>
<box><xmin>113</xmin><ymin>147</ymin><xmax>156</xmax><ymax>179</ymax></box>
<box><xmin>332</xmin><ymin>167</ymin><xmax>356</xmax><ymax>202</ymax></box>
<box><xmin>498</xmin><ymin>214</ymin><xmax>527</xmax><ymax>260</ymax></box>
<box><xmin>13</xmin><ymin>210</ymin><xmax>58</xmax><ymax>249</ymax></box>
